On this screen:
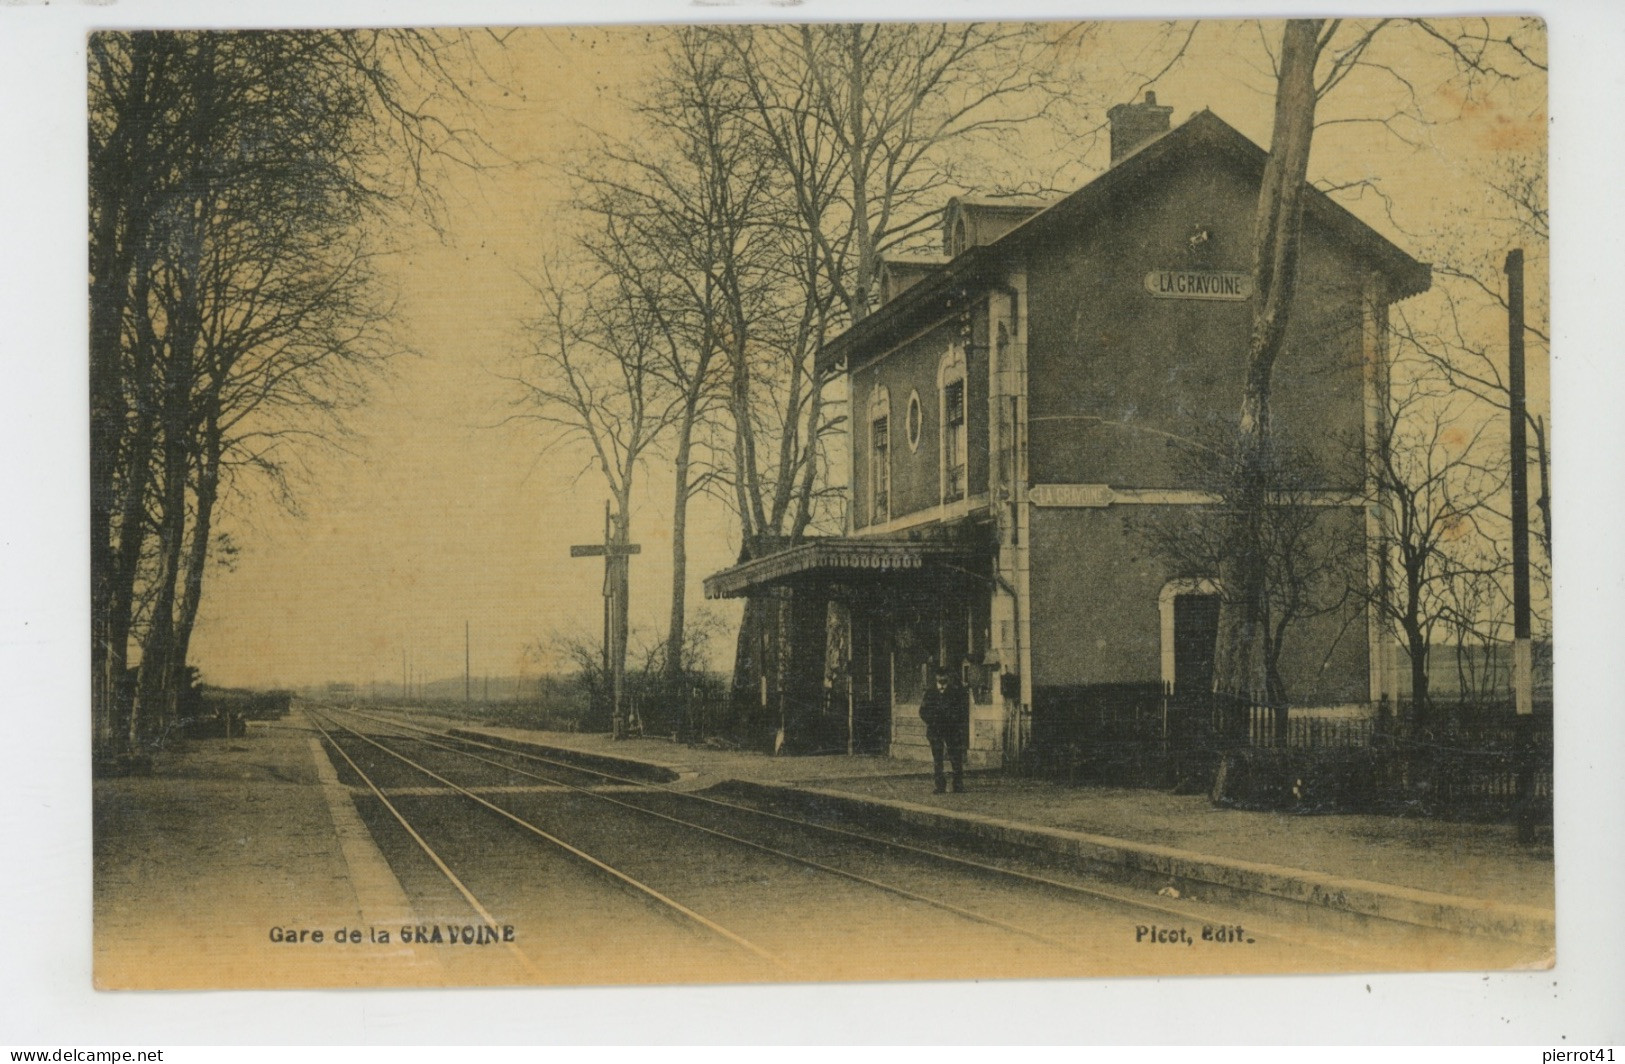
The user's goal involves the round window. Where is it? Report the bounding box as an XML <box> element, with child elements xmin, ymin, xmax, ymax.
<box><xmin>906</xmin><ymin>390</ymin><xmax>923</xmax><ymax>451</ymax></box>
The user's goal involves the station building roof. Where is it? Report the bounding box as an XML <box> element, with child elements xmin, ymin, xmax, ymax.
<box><xmin>817</xmin><ymin>108</ymin><xmax>1431</xmax><ymax>377</ymax></box>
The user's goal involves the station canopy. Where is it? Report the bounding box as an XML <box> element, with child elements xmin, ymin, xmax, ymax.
<box><xmin>702</xmin><ymin>537</ymin><xmax>980</xmax><ymax>600</ymax></box>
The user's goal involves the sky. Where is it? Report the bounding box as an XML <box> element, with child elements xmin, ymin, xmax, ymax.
<box><xmin>167</xmin><ymin>17</ymin><xmax>1551</xmax><ymax>692</ymax></box>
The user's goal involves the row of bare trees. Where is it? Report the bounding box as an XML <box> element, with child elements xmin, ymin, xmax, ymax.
<box><xmin>89</xmin><ymin>31</ymin><xmax>485</xmax><ymax>766</ymax></box>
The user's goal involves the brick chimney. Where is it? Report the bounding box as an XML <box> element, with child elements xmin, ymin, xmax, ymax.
<box><xmin>1108</xmin><ymin>91</ymin><xmax>1174</xmax><ymax>164</ymax></box>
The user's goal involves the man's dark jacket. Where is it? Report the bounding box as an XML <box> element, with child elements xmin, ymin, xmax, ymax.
<box><xmin>919</xmin><ymin>681</ymin><xmax>970</xmax><ymax>740</ymax></box>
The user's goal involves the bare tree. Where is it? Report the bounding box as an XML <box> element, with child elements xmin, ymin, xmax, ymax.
<box><xmin>1418</xmin><ymin>151</ymin><xmax>1551</xmax><ymax>559</ymax></box>
<box><xmin>1365</xmin><ymin>351</ymin><xmax>1510</xmax><ymax>724</ymax></box>
<box><xmin>769</xmin><ymin>22</ymin><xmax>1070</xmax><ymax>321</ymax></box>
<box><xmin>1140</xmin><ymin>430</ymin><xmax>1359</xmax><ymax>743</ymax></box>
<box><xmin>1438</xmin><ymin>558</ymin><xmax>1514</xmax><ymax>706</ymax></box>
<box><xmin>568</xmin><ymin>29</ymin><xmax>767</xmax><ymax>683</ymax></box>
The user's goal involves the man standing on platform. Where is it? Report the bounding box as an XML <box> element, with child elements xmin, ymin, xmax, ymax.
<box><xmin>920</xmin><ymin>664</ymin><xmax>970</xmax><ymax>794</ymax></box>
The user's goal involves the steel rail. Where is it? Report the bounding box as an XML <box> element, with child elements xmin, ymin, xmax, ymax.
<box><xmin>327</xmin><ymin>707</ymin><xmax>1101</xmax><ymax>955</ymax></box>
<box><xmin>312</xmin><ymin>709</ymin><xmax>790</xmax><ymax>973</ymax></box>
<box><xmin>337</xmin><ymin>705</ymin><xmax>1376</xmax><ymax>957</ymax></box>
<box><xmin>307</xmin><ymin>713</ymin><xmax>547</xmax><ymax>980</ymax></box>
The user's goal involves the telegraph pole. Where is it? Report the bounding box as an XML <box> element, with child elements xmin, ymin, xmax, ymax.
<box><xmin>603</xmin><ymin>504</ymin><xmax>614</xmax><ymax>730</ymax></box>
<box><xmin>1506</xmin><ymin>248</ymin><xmax>1537</xmax><ymax>844</ymax></box>
<box><xmin>465</xmin><ymin>620</ymin><xmax>471</xmax><ymax>704</ymax></box>
<box><xmin>1507</xmin><ymin>249</ymin><xmax>1532</xmax><ymax>716</ymax></box>
<box><xmin>570</xmin><ymin>501</ymin><xmax>641</xmax><ymax>739</ymax></box>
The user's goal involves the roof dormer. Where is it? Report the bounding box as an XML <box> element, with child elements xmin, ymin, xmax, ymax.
<box><xmin>942</xmin><ymin>194</ymin><xmax>1057</xmax><ymax>258</ymax></box>
<box><xmin>877</xmin><ymin>254</ymin><xmax>948</xmax><ymax>304</ymax></box>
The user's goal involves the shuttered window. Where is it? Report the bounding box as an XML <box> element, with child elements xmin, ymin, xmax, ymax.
<box><xmin>871</xmin><ymin>414</ymin><xmax>890</xmax><ymax>523</ymax></box>
<box><xmin>943</xmin><ymin>379</ymin><xmax>966</xmax><ymax>502</ymax></box>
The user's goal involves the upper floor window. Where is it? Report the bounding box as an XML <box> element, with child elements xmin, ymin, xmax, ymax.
<box><xmin>939</xmin><ymin>345</ymin><xmax>967</xmax><ymax>504</ymax></box>
<box><xmin>868</xmin><ymin>385</ymin><xmax>891</xmax><ymax>525</ymax></box>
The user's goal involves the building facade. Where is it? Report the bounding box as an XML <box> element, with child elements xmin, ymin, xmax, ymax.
<box><xmin>705</xmin><ymin>96</ymin><xmax>1429</xmax><ymax>768</ymax></box>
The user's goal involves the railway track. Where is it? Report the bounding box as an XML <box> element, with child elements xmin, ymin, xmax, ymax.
<box><xmin>334</xmin><ymin>707</ymin><xmax>1254</xmax><ymax>925</ymax></box>
<box><xmin>304</xmin><ymin>703</ymin><xmax>1427</xmax><ymax>981</ymax></box>
<box><xmin>307</xmin><ymin>710</ymin><xmax>789</xmax><ymax>980</ymax></box>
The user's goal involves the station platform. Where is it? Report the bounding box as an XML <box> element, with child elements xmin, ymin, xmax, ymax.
<box><xmin>450</xmin><ymin>723</ymin><xmax>1556</xmax><ymax>947</ymax></box>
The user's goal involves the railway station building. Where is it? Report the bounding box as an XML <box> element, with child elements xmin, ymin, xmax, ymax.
<box><xmin>703</xmin><ymin>95</ymin><xmax>1429</xmax><ymax>770</ymax></box>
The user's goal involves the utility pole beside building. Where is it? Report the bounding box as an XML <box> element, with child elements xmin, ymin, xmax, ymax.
<box><xmin>1506</xmin><ymin>248</ymin><xmax>1537</xmax><ymax>844</ymax></box>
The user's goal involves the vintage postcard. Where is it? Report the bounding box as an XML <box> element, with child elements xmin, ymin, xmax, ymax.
<box><xmin>87</xmin><ymin>15</ymin><xmax>1554</xmax><ymax>991</ymax></box>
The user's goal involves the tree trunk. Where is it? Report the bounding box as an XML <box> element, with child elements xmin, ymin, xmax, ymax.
<box><xmin>89</xmin><ymin>220</ymin><xmax>131</xmax><ymax>761</ymax></box>
<box><xmin>134</xmin><ymin>183</ymin><xmax>207</xmax><ymax>744</ymax></box>
<box><xmin>766</xmin><ymin>327</ymin><xmax>806</xmax><ymax>531</ymax></box>
<box><xmin>727</xmin><ymin>321</ymin><xmax>765</xmax><ymax>540</ymax></box>
<box><xmin>1531</xmin><ymin>414</ymin><xmax>1551</xmax><ymax>556</ymax></box>
<box><xmin>89</xmin><ymin>40</ymin><xmax>159</xmax><ymax>764</ymax></box>
<box><xmin>105</xmin><ymin>261</ymin><xmax>163</xmax><ymax>751</ymax></box>
<box><xmin>665</xmin><ymin>402</ymin><xmax>697</xmax><ymax>682</ymax></box>
<box><xmin>1406</xmin><ymin>625</ymin><xmax>1430</xmax><ymax>728</ymax></box>
<box><xmin>134</xmin><ymin>427</ymin><xmax>190</xmax><ymax>746</ymax></box>
<box><xmin>846</xmin><ymin>24</ymin><xmax>874</xmax><ymax>323</ymax></box>
<box><xmin>169</xmin><ymin>413</ymin><xmax>222</xmax><ymax>705</ymax></box>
